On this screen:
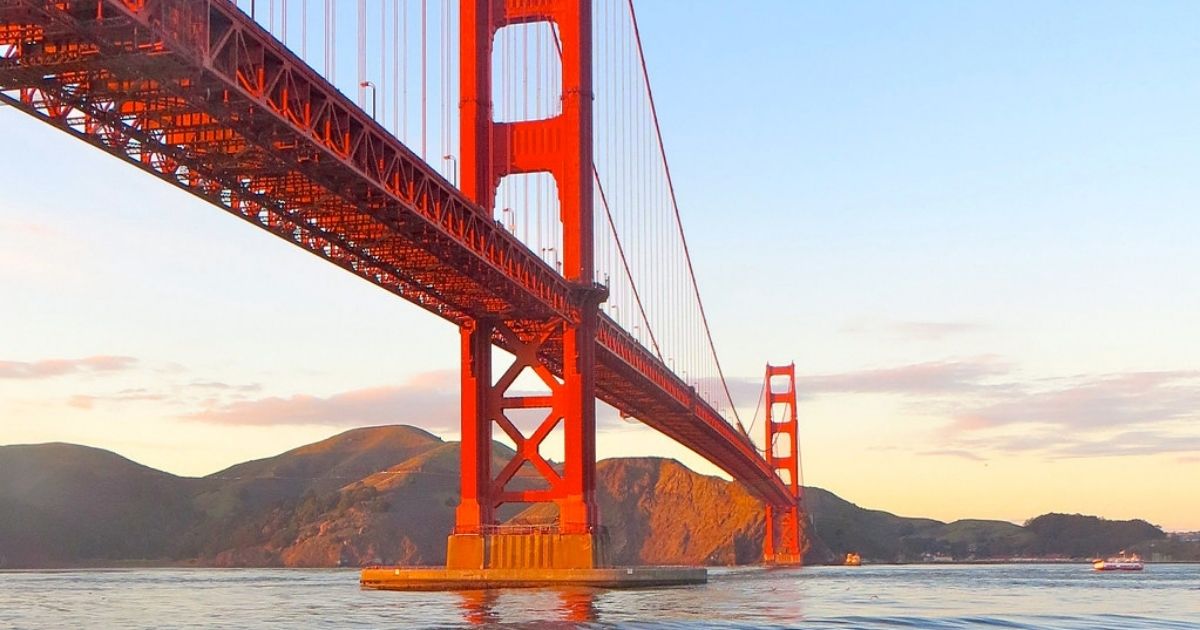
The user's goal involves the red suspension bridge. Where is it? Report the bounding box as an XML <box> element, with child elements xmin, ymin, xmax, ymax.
<box><xmin>0</xmin><ymin>0</ymin><xmax>807</xmax><ymax>581</ymax></box>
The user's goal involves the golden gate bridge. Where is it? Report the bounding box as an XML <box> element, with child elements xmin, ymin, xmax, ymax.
<box><xmin>0</xmin><ymin>0</ymin><xmax>806</xmax><ymax>586</ymax></box>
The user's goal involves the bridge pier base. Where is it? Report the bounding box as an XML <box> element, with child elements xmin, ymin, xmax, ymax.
<box><xmin>362</xmin><ymin>531</ymin><xmax>704</xmax><ymax>591</ymax></box>
<box><xmin>360</xmin><ymin>565</ymin><xmax>706</xmax><ymax>591</ymax></box>
<box><xmin>446</xmin><ymin>532</ymin><xmax>605</xmax><ymax>570</ymax></box>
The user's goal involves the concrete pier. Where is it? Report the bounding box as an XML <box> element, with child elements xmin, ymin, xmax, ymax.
<box><xmin>445</xmin><ymin>531</ymin><xmax>604</xmax><ymax>570</ymax></box>
<box><xmin>360</xmin><ymin>566</ymin><xmax>707</xmax><ymax>591</ymax></box>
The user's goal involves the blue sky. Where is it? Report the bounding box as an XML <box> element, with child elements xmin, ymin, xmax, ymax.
<box><xmin>2</xmin><ymin>1</ymin><xmax>1198</xmax><ymax>529</ymax></box>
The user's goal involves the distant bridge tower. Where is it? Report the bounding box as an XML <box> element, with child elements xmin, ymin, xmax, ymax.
<box><xmin>763</xmin><ymin>363</ymin><xmax>807</xmax><ymax>564</ymax></box>
<box><xmin>447</xmin><ymin>0</ymin><xmax>606</xmax><ymax>570</ymax></box>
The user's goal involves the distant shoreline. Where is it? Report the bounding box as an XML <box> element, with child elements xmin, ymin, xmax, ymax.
<box><xmin>822</xmin><ymin>559</ymin><xmax>1200</xmax><ymax>566</ymax></box>
<box><xmin>4</xmin><ymin>560</ymin><xmax>1200</xmax><ymax>572</ymax></box>
<box><xmin>4</xmin><ymin>433</ymin><xmax>1196</xmax><ymax>569</ymax></box>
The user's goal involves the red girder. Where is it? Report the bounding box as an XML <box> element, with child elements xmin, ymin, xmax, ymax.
<box><xmin>0</xmin><ymin>0</ymin><xmax>794</xmax><ymax>510</ymax></box>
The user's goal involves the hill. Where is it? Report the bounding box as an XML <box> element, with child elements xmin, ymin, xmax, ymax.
<box><xmin>190</xmin><ymin>439</ymin><xmax>552</xmax><ymax>566</ymax></box>
<box><xmin>194</xmin><ymin>425</ymin><xmax>444</xmax><ymax>519</ymax></box>
<box><xmin>513</xmin><ymin>457</ymin><xmax>768</xmax><ymax>565</ymax></box>
<box><xmin>0</xmin><ymin>425</ymin><xmax>1184</xmax><ymax>567</ymax></box>
<box><xmin>183</xmin><ymin>425</ymin><xmax>446</xmax><ymax>560</ymax></box>
<box><xmin>806</xmin><ymin>489</ymin><xmax>1042</xmax><ymax>561</ymax></box>
<box><xmin>0</xmin><ymin>443</ymin><xmax>202</xmax><ymax>566</ymax></box>
<box><xmin>1024</xmin><ymin>513</ymin><xmax>1166</xmax><ymax>558</ymax></box>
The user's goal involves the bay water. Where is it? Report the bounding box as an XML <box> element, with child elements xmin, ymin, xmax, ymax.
<box><xmin>2</xmin><ymin>564</ymin><xmax>1197</xmax><ymax>628</ymax></box>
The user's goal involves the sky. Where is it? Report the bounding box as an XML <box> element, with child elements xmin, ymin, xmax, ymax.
<box><xmin>2</xmin><ymin>1</ymin><xmax>1199</xmax><ymax>531</ymax></box>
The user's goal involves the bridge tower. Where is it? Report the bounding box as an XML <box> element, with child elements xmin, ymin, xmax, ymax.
<box><xmin>763</xmin><ymin>363</ymin><xmax>807</xmax><ymax>564</ymax></box>
<box><xmin>447</xmin><ymin>0</ymin><xmax>606</xmax><ymax>570</ymax></box>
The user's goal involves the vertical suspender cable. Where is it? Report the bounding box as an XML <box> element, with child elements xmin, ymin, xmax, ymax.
<box><xmin>444</xmin><ymin>0</ymin><xmax>452</xmax><ymax>173</ymax></box>
<box><xmin>625</xmin><ymin>0</ymin><xmax>747</xmax><ymax>434</ymax></box>
<box><xmin>421</xmin><ymin>0</ymin><xmax>427</xmax><ymax>159</ymax></box>
<box><xmin>382</xmin><ymin>0</ymin><xmax>387</xmax><ymax>128</ymax></box>
<box><xmin>328</xmin><ymin>0</ymin><xmax>333</xmax><ymax>83</ymax></box>
<box><xmin>403</xmin><ymin>0</ymin><xmax>409</xmax><ymax>143</ymax></box>
<box><xmin>357</xmin><ymin>0</ymin><xmax>366</xmax><ymax>106</ymax></box>
<box><xmin>537</xmin><ymin>22</ymin><xmax>547</xmax><ymax>244</ymax></box>
<box><xmin>521</xmin><ymin>24</ymin><xmax>528</xmax><ymax>257</ymax></box>
<box><xmin>393</xmin><ymin>0</ymin><xmax>400</xmax><ymax>134</ymax></box>
<box><xmin>439</xmin><ymin>0</ymin><xmax>445</xmax><ymax>170</ymax></box>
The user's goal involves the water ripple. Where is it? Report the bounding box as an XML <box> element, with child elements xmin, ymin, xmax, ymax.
<box><xmin>1</xmin><ymin>564</ymin><xmax>1198</xmax><ymax>628</ymax></box>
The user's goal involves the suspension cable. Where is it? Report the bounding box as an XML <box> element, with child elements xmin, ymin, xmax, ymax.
<box><xmin>625</xmin><ymin>0</ymin><xmax>747</xmax><ymax>434</ymax></box>
<box><xmin>547</xmin><ymin>26</ymin><xmax>663</xmax><ymax>362</ymax></box>
<box><xmin>595</xmin><ymin>163</ymin><xmax>664</xmax><ymax>361</ymax></box>
<box><xmin>746</xmin><ymin>378</ymin><xmax>766</xmax><ymax>451</ymax></box>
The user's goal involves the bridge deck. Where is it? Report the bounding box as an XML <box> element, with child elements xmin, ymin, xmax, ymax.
<box><xmin>0</xmin><ymin>0</ymin><xmax>792</xmax><ymax>507</ymax></box>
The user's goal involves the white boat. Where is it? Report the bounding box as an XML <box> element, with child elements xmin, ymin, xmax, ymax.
<box><xmin>1092</xmin><ymin>552</ymin><xmax>1144</xmax><ymax>571</ymax></box>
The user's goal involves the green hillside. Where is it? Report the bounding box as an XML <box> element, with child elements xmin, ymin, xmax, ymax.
<box><xmin>1024</xmin><ymin>513</ymin><xmax>1165</xmax><ymax>558</ymax></box>
<box><xmin>0</xmin><ymin>443</ymin><xmax>202</xmax><ymax>566</ymax></box>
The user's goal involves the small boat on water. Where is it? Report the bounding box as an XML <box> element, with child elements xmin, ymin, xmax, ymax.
<box><xmin>1092</xmin><ymin>552</ymin><xmax>1144</xmax><ymax>571</ymax></box>
<box><xmin>844</xmin><ymin>552</ymin><xmax>861</xmax><ymax>566</ymax></box>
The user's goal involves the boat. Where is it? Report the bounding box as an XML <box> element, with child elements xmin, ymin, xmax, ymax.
<box><xmin>844</xmin><ymin>552</ymin><xmax>861</xmax><ymax>566</ymax></box>
<box><xmin>1092</xmin><ymin>552</ymin><xmax>1144</xmax><ymax>571</ymax></box>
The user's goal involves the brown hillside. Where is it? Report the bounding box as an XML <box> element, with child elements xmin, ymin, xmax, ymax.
<box><xmin>275</xmin><ymin>442</ymin><xmax>464</xmax><ymax>567</ymax></box>
<box><xmin>238</xmin><ymin>454</ymin><xmax>772</xmax><ymax>567</ymax></box>
<box><xmin>194</xmin><ymin>425</ymin><xmax>444</xmax><ymax>520</ymax></box>
<box><xmin>212</xmin><ymin>441</ymin><xmax>546</xmax><ymax>567</ymax></box>
<box><xmin>7</xmin><ymin>426</ymin><xmax>1181</xmax><ymax>568</ymax></box>
<box><xmin>598</xmin><ymin>457</ymin><xmax>768</xmax><ymax>565</ymax></box>
<box><xmin>512</xmin><ymin>457</ymin><xmax>769</xmax><ymax>565</ymax></box>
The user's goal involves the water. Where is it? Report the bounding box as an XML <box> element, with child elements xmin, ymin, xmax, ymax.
<box><xmin>1</xmin><ymin>564</ymin><xmax>1197</xmax><ymax>628</ymax></box>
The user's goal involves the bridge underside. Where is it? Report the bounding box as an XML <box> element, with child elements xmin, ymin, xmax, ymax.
<box><xmin>0</xmin><ymin>0</ymin><xmax>801</xmax><ymax>576</ymax></box>
<box><xmin>0</xmin><ymin>0</ymin><xmax>790</xmax><ymax>509</ymax></box>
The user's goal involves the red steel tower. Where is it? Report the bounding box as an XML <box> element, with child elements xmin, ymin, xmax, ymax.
<box><xmin>763</xmin><ymin>363</ymin><xmax>807</xmax><ymax>564</ymax></box>
<box><xmin>447</xmin><ymin>0</ymin><xmax>605</xmax><ymax>570</ymax></box>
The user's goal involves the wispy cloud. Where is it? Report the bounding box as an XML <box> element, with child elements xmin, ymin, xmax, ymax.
<box><xmin>187</xmin><ymin>380</ymin><xmax>263</xmax><ymax>393</ymax></box>
<box><xmin>183</xmin><ymin>370</ymin><xmax>459</xmax><ymax>431</ymax></box>
<box><xmin>804</xmin><ymin>357</ymin><xmax>1009</xmax><ymax>395</ymax></box>
<box><xmin>776</xmin><ymin>357</ymin><xmax>1200</xmax><ymax>460</ymax></box>
<box><xmin>892</xmin><ymin>321</ymin><xmax>986</xmax><ymax>341</ymax></box>
<box><xmin>954</xmin><ymin>428</ymin><xmax>1200</xmax><ymax>461</ymax></box>
<box><xmin>919</xmin><ymin>449</ymin><xmax>987</xmax><ymax>462</ymax></box>
<box><xmin>949</xmin><ymin>370</ymin><xmax>1200</xmax><ymax>433</ymax></box>
<box><xmin>841</xmin><ymin>319</ymin><xmax>987</xmax><ymax>341</ymax></box>
<box><xmin>933</xmin><ymin>370</ymin><xmax>1200</xmax><ymax>459</ymax></box>
<box><xmin>687</xmin><ymin>375</ymin><xmax>762</xmax><ymax>407</ymax></box>
<box><xmin>63</xmin><ymin>377</ymin><xmax>263</xmax><ymax>411</ymax></box>
<box><xmin>1055</xmin><ymin>431</ymin><xmax>1200</xmax><ymax>459</ymax></box>
<box><xmin>67</xmin><ymin>389</ymin><xmax>167</xmax><ymax>410</ymax></box>
<box><xmin>0</xmin><ymin>356</ymin><xmax>137</xmax><ymax>379</ymax></box>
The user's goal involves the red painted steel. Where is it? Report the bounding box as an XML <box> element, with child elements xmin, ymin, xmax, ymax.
<box><xmin>455</xmin><ymin>0</ymin><xmax>600</xmax><ymax>537</ymax></box>
<box><xmin>763</xmin><ymin>363</ymin><xmax>807</xmax><ymax>564</ymax></box>
<box><xmin>0</xmin><ymin>0</ymin><xmax>797</xmax><ymax>535</ymax></box>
